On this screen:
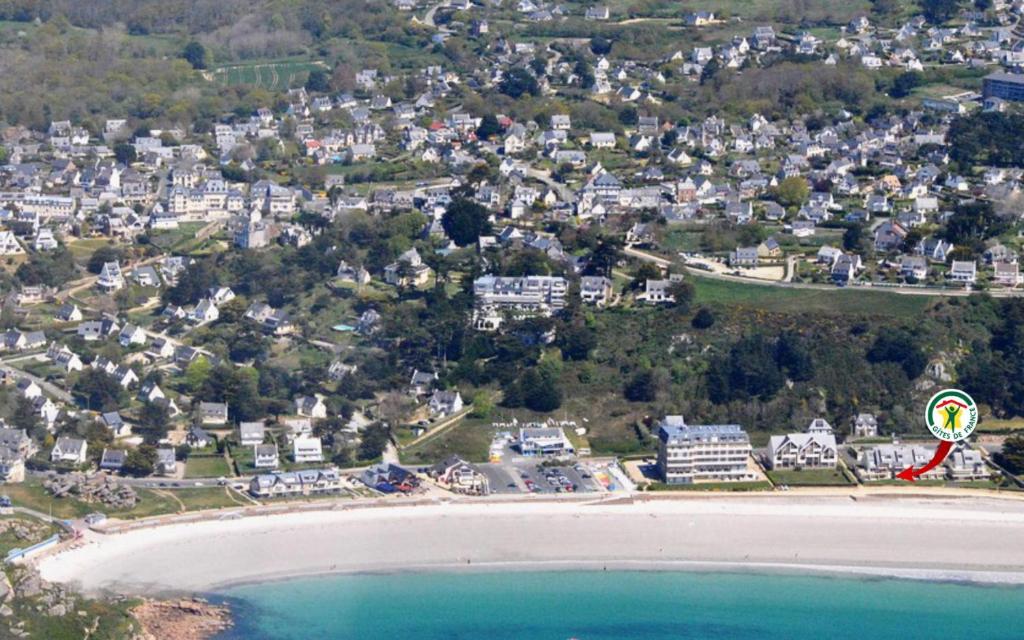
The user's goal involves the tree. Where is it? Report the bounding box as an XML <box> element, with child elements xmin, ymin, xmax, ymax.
<box><xmin>358</xmin><ymin>423</ymin><xmax>390</xmax><ymax>461</ymax></box>
<box><xmin>137</xmin><ymin>402</ymin><xmax>170</xmax><ymax>444</ymax></box>
<box><xmin>87</xmin><ymin>245</ymin><xmax>123</xmax><ymax>274</ymax></box>
<box><xmin>866</xmin><ymin>329</ymin><xmax>927</xmax><ymax>379</ymax></box>
<box><xmin>182</xmin><ymin>41</ymin><xmax>209</xmax><ymax>70</ymax></box>
<box><xmin>442</xmin><ymin>197</ymin><xmax>492</xmax><ymax>247</ymax></box>
<box><xmin>843</xmin><ymin>225</ymin><xmax>863</xmax><ymax>252</ymax></box>
<box><xmin>700</xmin><ymin>58</ymin><xmax>721</xmax><ymax>85</ymax></box>
<box><xmin>590</xmin><ymin>35</ymin><xmax>612</xmax><ymax>55</ymax></box>
<box><xmin>948</xmin><ymin>112</ymin><xmax>1024</xmax><ymax>168</ymax></box>
<box><xmin>708</xmin><ymin>335</ymin><xmax>785</xmax><ymax>403</ymax></box>
<box><xmin>775</xmin><ymin>333</ymin><xmax>815</xmax><ymax>382</ymax></box>
<box><xmin>959</xmin><ymin>299</ymin><xmax>1024</xmax><ymax>418</ymax></box>
<box><xmin>942</xmin><ymin>201</ymin><xmax>1007</xmax><ymax>247</ymax></box>
<box><xmin>114</xmin><ymin>142</ymin><xmax>137</xmax><ymax>165</ymax></box>
<box><xmin>475</xmin><ymin>113</ymin><xmax>502</xmax><ymax>140</ymax></box>
<box><xmin>305</xmin><ymin>68</ymin><xmax>330</xmax><ymax>92</ymax></box>
<box><xmin>520</xmin><ymin>368</ymin><xmax>562</xmax><ymax>412</ymax></box>
<box><xmin>74</xmin><ymin>370</ymin><xmax>126</xmax><ymax>412</ymax></box>
<box><xmin>692</xmin><ymin>307</ymin><xmax>715</xmax><ymax>329</ymax></box>
<box><xmin>559</xmin><ymin>324</ymin><xmax>596</xmax><ymax>361</ymax></box>
<box><xmin>123</xmin><ymin>445</ymin><xmax>157</xmax><ymax>477</ymax></box>
<box><xmin>15</xmin><ymin>247</ymin><xmax>77</xmax><ymax>287</ymax></box>
<box><xmin>499</xmin><ymin>68</ymin><xmax>539</xmax><ymax>98</ymax></box>
<box><xmin>668</xmin><ymin>280</ymin><xmax>695</xmax><ymax>313</ymax></box>
<box><xmin>624</xmin><ymin>369</ymin><xmax>658</xmax><ymax>402</ymax></box>
<box><xmin>184</xmin><ymin>356</ymin><xmax>212</xmax><ymax>394</ymax></box>
<box><xmin>890</xmin><ymin>71</ymin><xmax>923</xmax><ymax>98</ymax></box>
<box><xmin>922</xmin><ymin>0</ymin><xmax>962</xmax><ymax>23</ymax></box>
<box><xmin>631</xmin><ymin>263</ymin><xmax>662</xmax><ymax>289</ymax></box>
<box><xmin>773</xmin><ymin>177</ymin><xmax>809</xmax><ymax>208</ymax></box>
<box><xmin>10</xmin><ymin>397</ymin><xmax>40</xmax><ymax>434</ymax></box>
<box><xmin>165</xmin><ymin>259</ymin><xmax>218</xmax><ymax>306</ymax></box>
<box><xmin>995</xmin><ymin>434</ymin><xmax>1024</xmax><ymax>474</ymax></box>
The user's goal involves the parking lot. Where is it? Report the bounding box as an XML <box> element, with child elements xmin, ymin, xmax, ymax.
<box><xmin>479</xmin><ymin>459</ymin><xmax>606</xmax><ymax>495</ymax></box>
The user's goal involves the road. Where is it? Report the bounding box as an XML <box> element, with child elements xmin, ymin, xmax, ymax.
<box><xmin>0</xmin><ymin>361</ymin><xmax>74</xmax><ymax>403</ymax></box>
<box><xmin>624</xmin><ymin>246</ymin><xmax>1024</xmax><ymax>298</ymax></box>
<box><xmin>525</xmin><ymin>167</ymin><xmax>575</xmax><ymax>203</ymax></box>
<box><xmin>421</xmin><ymin>1</ymin><xmax>448</xmax><ymax>28</ymax></box>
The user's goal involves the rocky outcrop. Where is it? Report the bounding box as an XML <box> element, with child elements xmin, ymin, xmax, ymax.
<box><xmin>43</xmin><ymin>472</ymin><xmax>139</xmax><ymax>509</ymax></box>
<box><xmin>132</xmin><ymin>598</ymin><xmax>231</xmax><ymax>640</ymax></box>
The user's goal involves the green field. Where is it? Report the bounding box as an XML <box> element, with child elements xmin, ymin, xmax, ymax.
<box><xmin>401</xmin><ymin>418</ymin><xmax>499</xmax><ymax>465</ymax></box>
<box><xmin>691</xmin><ymin>276</ymin><xmax>941</xmax><ymax>317</ymax></box>
<box><xmin>1</xmin><ymin>478</ymin><xmax>245</xmax><ymax>519</ymax></box>
<box><xmin>766</xmin><ymin>468</ymin><xmax>855</xmax><ymax>486</ymax></box>
<box><xmin>185</xmin><ymin>455</ymin><xmax>233</xmax><ymax>478</ymax></box>
<box><xmin>2</xmin><ymin>479</ymin><xmax>180</xmax><ymax>519</ymax></box>
<box><xmin>212</xmin><ymin>60</ymin><xmax>325</xmax><ymax>90</ymax></box>
<box><xmin>149</xmin><ymin>221</ymin><xmax>209</xmax><ymax>252</ymax></box>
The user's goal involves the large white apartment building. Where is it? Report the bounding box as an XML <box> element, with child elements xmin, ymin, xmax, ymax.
<box><xmin>656</xmin><ymin>416</ymin><xmax>754</xmax><ymax>485</ymax></box>
<box><xmin>473</xmin><ymin>275</ymin><xmax>567</xmax><ymax>330</ymax></box>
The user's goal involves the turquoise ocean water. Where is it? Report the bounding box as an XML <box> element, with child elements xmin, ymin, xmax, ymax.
<box><xmin>213</xmin><ymin>570</ymin><xmax>1024</xmax><ymax>640</ymax></box>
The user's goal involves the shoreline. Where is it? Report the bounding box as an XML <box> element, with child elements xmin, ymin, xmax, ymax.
<box><xmin>204</xmin><ymin>559</ymin><xmax>1024</xmax><ymax>594</ymax></box>
<box><xmin>37</xmin><ymin>494</ymin><xmax>1024</xmax><ymax>594</ymax></box>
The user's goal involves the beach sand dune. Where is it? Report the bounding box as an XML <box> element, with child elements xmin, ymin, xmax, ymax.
<box><xmin>38</xmin><ymin>495</ymin><xmax>1024</xmax><ymax>594</ymax></box>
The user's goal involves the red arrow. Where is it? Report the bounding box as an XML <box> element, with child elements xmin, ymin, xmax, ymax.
<box><xmin>896</xmin><ymin>440</ymin><xmax>954</xmax><ymax>482</ymax></box>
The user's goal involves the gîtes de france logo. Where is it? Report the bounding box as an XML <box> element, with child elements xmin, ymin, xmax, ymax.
<box><xmin>925</xmin><ymin>388</ymin><xmax>978</xmax><ymax>442</ymax></box>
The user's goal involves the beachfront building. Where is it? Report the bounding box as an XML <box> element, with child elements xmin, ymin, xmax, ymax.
<box><xmin>360</xmin><ymin>462</ymin><xmax>420</xmax><ymax>493</ymax></box>
<box><xmin>656</xmin><ymin>416</ymin><xmax>754</xmax><ymax>485</ymax></box>
<box><xmin>945</xmin><ymin>446</ymin><xmax>989</xmax><ymax>481</ymax></box>
<box><xmin>766</xmin><ymin>431</ymin><xmax>837</xmax><ymax>470</ymax></box>
<box><xmin>516</xmin><ymin>427</ymin><xmax>575</xmax><ymax>457</ymax></box>
<box><xmin>249</xmin><ymin>468</ymin><xmax>342</xmax><ymax>498</ymax></box>
<box><xmin>430</xmin><ymin>455</ymin><xmax>490</xmax><ymax>495</ymax></box>
<box><xmin>856</xmin><ymin>442</ymin><xmax>945</xmax><ymax>481</ymax></box>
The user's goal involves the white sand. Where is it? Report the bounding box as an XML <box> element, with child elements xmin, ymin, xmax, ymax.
<box><xmin>38</xmin><ymin>495</ymin><xmax>1024</xmax><ymax>594</ymax></box>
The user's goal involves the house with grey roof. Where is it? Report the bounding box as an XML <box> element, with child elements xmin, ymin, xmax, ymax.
<box><xmin>239</xmin><ymin>422</ymin><xmax>266</xmax><ymax>446</ymax></box>
<box><xmin>99</xmin><ymin>448</ymin><xmax>127</xmax><ymax>472</ymax></box>
<box><xmin>254</xmin><ymin>443</ymin><xmax>280</xmax><ymax>469</ymax></box>
<box><xmin>155</xmin><ymin>448</ymin><xmax>177</xmax><ymax>476</ymax></box>
<box><xmin>199</xmin><ymin>402</ymin><xmax>228</xmax><ymax>425</ymax></box>
<box><xmin>51</xmin><ymin>437</ymin><xmax>87</xmax><ymax>465</ymax></box>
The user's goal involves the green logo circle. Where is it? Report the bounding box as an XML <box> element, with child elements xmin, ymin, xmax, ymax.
<box><xmin>925</xmin><ymin>388</ymin><xmax>978</xmax><ymax>442</ymax></box>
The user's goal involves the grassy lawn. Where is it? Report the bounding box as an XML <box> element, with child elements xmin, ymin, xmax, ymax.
<box><xmin>766</xmin><ymin>468</ymin><xmax>855</xmax><ymax>486</ymax></box>
<box><xmin>401</xmin><ymin>418</ymin><xmax>499</xmax><ymax>465</ymax></box>
<box><xmin>170</xmin><ymin>488</ymin><xmax>246</xmax><ymax>511</ymax></box>
<box><xmin>976</xmin><ymin>419</ymin><xmax>1024</xmax><ymax>433</ymax></box>
<box><xmin>691</xmin><ymin>276</ymin><xmax>941</xmax><ymax>317</ymax></box>
<box><xmin>1</xmin><ymin>479</ymin><xmax>182</xmax><ymax>520</ymax></box>
<box><xmin>212</xmin><ymin>59</ymin><xmax>326</xmax><ymax>90</ymax></box>
<box><xmin>66</xmin><ymin>237</ymin><xmax>116</xmax><ymax>264</ymax></box>
<box><xmin>185</xmin><ymin>455</ymin><xmax>233</xmax><ymax>479</ymax></box>
<box><xmin>149</xmin><ymin>222</ymin><xmax>208</xmax><ymax>252</ymax></box>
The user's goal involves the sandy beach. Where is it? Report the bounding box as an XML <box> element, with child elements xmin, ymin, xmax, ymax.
<box><xmin>37</xmin><ymin>494</ymin><xmax>1024</xmax><ymax>594</ymax></box>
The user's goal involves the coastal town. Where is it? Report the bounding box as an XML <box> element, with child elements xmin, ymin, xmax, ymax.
<box><xmin>0</xmin><ymin>0</ymin><xmax>1022</xmax><ymax>636</ymax></box>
